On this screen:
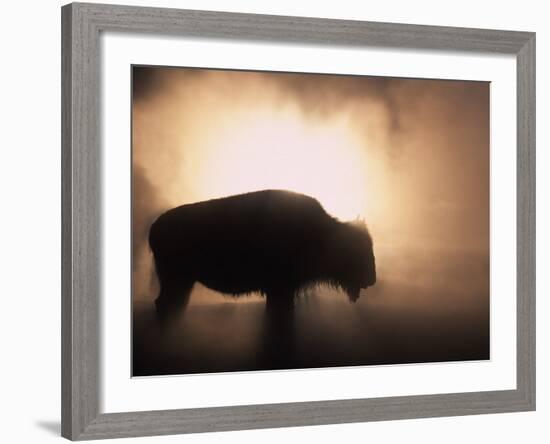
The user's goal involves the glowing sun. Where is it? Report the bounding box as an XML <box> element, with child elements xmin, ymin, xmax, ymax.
<box><xmin>184</xmin><ymin>108</ymin><xmax>371</xmax><ymax>222</ymax></box>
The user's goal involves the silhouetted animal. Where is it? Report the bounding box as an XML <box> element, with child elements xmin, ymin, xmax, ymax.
<box><xmin>149</xmin><ymin>190</ymin><xmax>376</xmax><ymax>321</ymax></box>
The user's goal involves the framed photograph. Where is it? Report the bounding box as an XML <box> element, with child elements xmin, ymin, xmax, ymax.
<box><xmin>61</xmin><ymin>2</ymin><xmax>535</xmax><ymax>440</ymax></box>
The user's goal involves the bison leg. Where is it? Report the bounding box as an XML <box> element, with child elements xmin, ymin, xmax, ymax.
<box><xmin>155</xmin><ymin>279</ymin><xmax>193</xmax><ymax>322</ymax></box>
<box><xmin>153</xmin><ymin>259</ymin><xmax>194</xmax><ymax>323</ymax></box>
<box><xmin>264</xmin><ymin>289</ymin><xmax>296</xmax><ymax>368</ymax></box>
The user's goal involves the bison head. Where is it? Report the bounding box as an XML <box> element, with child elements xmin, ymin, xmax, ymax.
<box><xmin>327</xmin><ymin>219</ymin><xmax>376</xmax><ymax>302</ymax></box>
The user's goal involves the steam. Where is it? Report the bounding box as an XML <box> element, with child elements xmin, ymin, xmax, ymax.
<box><xmin>132</xmin><ymin>66</ymin><xmax>489</xmax><ymax>304</ymax></box>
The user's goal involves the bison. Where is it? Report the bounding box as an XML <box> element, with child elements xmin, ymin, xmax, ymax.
<box><xmin>149</xmin><ymin>189</ymin><xmax>376</xmax><ymax>321</ymax></box>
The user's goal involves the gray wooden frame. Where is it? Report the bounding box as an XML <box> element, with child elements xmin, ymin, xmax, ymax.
<box><xmin>61</xmin><ymin>2</ymin><xmax>536</xmax><ymax>440</ymax></box>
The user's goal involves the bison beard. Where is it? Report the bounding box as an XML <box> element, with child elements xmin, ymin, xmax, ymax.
<box><xmin>148</xmin><ymin>190</ymin><xmax>376</xmax><ymax>326</ymax></box>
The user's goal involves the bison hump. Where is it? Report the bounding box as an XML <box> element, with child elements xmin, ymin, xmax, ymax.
<box><xmin>149</xmin><ymin>189</ymin><xmax>334</xmax><ymax>251</ymax></box>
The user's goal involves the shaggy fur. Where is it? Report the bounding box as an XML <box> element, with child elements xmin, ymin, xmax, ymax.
<box><xmin>149</xmin><ymin>189</ymin><xmax>376</xmax><ymax>321</ymax></box>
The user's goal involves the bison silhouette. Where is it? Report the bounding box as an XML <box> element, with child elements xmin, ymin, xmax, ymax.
<box><xmin>149</xmin><ymin>189</ymin><xmax>376</xmax><ymax>321</ymax></box>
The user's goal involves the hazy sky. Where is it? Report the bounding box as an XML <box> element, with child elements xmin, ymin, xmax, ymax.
<box><xmin>131</xmin><ymin>66</ymin><xmax>489</xmax><ymax>303</ymax></box>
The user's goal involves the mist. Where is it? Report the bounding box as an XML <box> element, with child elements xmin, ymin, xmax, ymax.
<box><xmin>131</xmin><ymin>66</ymin><xmax>489</xmax><ymax>375</ymax></box>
